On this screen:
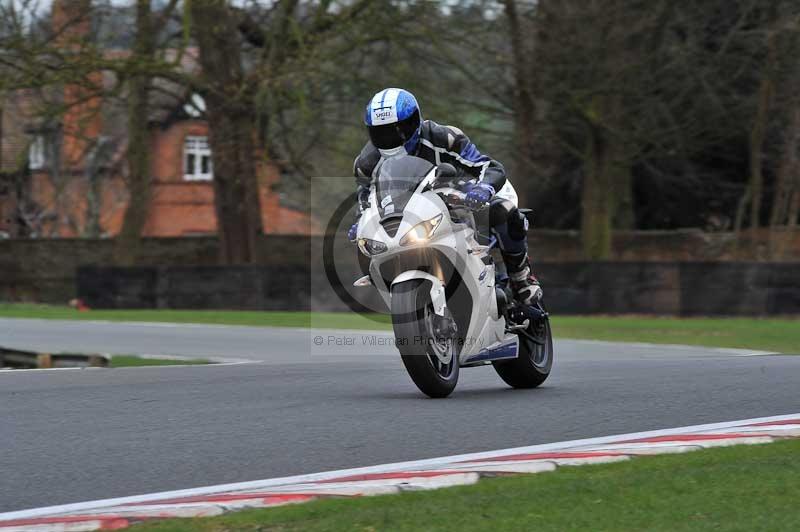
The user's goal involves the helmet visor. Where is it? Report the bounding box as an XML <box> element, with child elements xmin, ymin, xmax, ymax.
<box><xmin>368</xmin><ymin>109</ymin><xmax>420</xmax><ymax>150</ymax></box>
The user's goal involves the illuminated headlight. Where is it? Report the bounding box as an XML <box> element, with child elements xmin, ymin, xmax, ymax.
<box><xmin>358</xmin><ymin>238</ymin><xmax>388</xmax><ymax>256</ymax></box>
<box><xmin>400</xmin><ymin>214</ymin><xmax>443</xmax><ymax>246</ymax></box>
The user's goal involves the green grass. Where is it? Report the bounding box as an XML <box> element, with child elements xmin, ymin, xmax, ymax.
<box><xmin>0</xmin><ymin>304</ymin><xmax>797</xmax><ymax>353</ymax></box>
<box><xmin>109</xmin><ymin>355</ymin><xmax>210</xmax><ymax>368</ymax></box>
<box><xmin>132</xmin><ymin>438</ymin><xmax>800</xmax><ymax>532</ymax></box>
<box><xmin>0</xmin><ymin>303</ymin><xmax>391</xmax><ymax>330</ymax></box>
<box><xmin>553</xmin><ymin>315</ymin><xmax>800</xmax><ymax>354</ymax></box>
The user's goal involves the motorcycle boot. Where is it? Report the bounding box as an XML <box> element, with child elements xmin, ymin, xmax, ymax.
<box><xmin>504</xmin><ymin>250</ymin><xmax>543</xmax><ymax>306</ymax></box>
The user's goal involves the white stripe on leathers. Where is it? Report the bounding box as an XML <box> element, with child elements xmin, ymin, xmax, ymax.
<box><xmin>419</xmin><ymin>138</ymin><xmax>517</xmax><ymax>205</ymax></box>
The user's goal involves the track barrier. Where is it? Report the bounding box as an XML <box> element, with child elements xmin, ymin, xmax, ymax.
<box><xmin>75</xmin><ymin>262</ymin><xmax>800</xmax><ymax>316</ymax></box>
<box><xmin>0</xmin><ymin>347</ymin><xmax>108</xmax><ymax>369</ymax></box>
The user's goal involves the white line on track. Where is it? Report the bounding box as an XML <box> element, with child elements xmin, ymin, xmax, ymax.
<box><xmin>0</xmin><ymin>367</ymin><xmax>90</xmax><ymax>373</ymax></box>
<box><xmin>2</xmin><ymin>412</ymin><xmax>798</xmax><ymax>522</ymax></box>
<box><xmin>131</xmin><ymin>353</ymin><xmax>258</xmax><ymax>365</ymax></box>
<box><xmin>0</xmin><ymin>361</ymin><xmax>256</xmax><ymax>373</ymax></box>
<box><xmin>0</xmin><ymin>356</ymin><xmax>257</xmax><ymax>373</ymax></box>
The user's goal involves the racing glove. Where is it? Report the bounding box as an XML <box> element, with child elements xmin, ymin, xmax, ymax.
<box><xmin>465</xmin><ymin>182</ymin><xmax>495</xmax><ymax>209</ymax></box>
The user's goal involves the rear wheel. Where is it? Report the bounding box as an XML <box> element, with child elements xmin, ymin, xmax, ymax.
<box><xmin>391</xmin><ymin>280</ymin><xmax>459</xmax><ymax>398</ymax></box>
<box><xmin>493</xmin><ymin>302</ymin><xmax>553</xmax><ymax>388</ymax></box>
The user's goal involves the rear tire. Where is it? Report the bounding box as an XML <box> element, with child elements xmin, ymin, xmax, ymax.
<box><xmin>493</xmin><ymin>302</ymin><xmax>553</xmax><ymax>389</ymax></box>
<box><xmin>391</xmin><ymin>280</ymin><xmax>459</xmax><ymax>398</ymax></box>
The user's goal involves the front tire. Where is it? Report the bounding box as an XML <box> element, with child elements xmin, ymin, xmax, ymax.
<box><xmin>391</xmin><ymin>280</ymin><xmax>459</xmax><ymax>398</ymax></box>
<box><xmin>493</xmin><ymin>302</ymin><xmax>553</xmax><ymax>389</ymax></box>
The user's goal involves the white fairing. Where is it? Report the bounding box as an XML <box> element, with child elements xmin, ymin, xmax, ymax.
<box><xmin>357</xmin><ymin>167</ymin><xmax>515</xmax><ymax>364</ymax></box>
<box><xmin>392</xmin><ymin>270</ymin><xmax>447</xmax><ymax>316</ymax></box>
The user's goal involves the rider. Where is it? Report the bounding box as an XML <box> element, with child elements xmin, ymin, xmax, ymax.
<box><xmin>349</xmin><ymin>87</ymin><xmax>542</xmax><ymax>306</ymax></box>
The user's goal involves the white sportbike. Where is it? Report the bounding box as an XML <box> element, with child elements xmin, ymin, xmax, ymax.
<box><xmin>354</xmin><ymin>155</ymin><xmax>553</xmax><ymax>398</ymax></box>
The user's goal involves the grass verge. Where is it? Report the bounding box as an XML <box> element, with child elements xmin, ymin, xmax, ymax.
<box><xmin>132</xmin><ymin>438</ymin><xmax>800</xmax><ymax>532</ymax></box>
<box><xmin>553</xmin><ymin>315</ymin><xmax>799</xmax><ymax>354</ymax></box>
<box><xmin>0</xmin><ymin>304</ymin><xmax>391</xmax><ymax>330</ymax></box>
<box><xmin>109</xmin><ymin>355</ymin><xmax>210</xmax><ymax>368</ymax></box>
<box><xmin>0</xmin><ymin>304</ymin><xmax>797</xmax><ymax>353</ymax></box>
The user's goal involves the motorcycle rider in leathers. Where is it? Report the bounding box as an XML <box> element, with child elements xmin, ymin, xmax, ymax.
<box><xmin>349</xmin><ymin>88</ymin><xmax>542</xmax><ymax>306</ymax></box>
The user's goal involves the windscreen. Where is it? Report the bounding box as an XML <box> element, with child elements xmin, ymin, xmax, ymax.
<box><xmin>375</xmin><ymin>156</ymin><xmax>434</xmax><ymax>217</ymax></box>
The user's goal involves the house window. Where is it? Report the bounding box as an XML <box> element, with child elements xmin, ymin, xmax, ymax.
<box><xmin>29</xmin><ymin>135</ymin><xmax>46</xmax><ymax>170</ymax></box>
<box><xmin>183</xmin><ymin>136</ymin><xmax>213</xmax><ymax>181</ymax></box>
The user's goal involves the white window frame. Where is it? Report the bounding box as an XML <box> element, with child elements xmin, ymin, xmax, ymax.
<box><xmin>29</xmin><ymin>135</ymin><xmax>46</xmax><ymax>170</ymax></box>
<box><xmin>183</xmin><ymin>135</ymin><xmax>213</xmax><ymax>181</ymax></box>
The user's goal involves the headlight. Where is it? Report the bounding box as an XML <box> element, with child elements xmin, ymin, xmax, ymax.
<box><xmin>358</xmin><ymin>238</ymin><xmax>388</xmax><ymax>256</ymax></box>
<box><xmin>400</xmin><ymin>214</ymin><xmax>443</xmax><ymax>246</ymax></box>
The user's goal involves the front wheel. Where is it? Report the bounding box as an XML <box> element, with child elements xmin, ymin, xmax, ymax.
<box><xmin>493</xmin><ymin>302</ymin><xmax>553</xmax><ymax>389</ymax></box>
<box><xmin>391</xmin><ymin>280</ymin><xmax>459</xmax><ymax>398</ymax></box>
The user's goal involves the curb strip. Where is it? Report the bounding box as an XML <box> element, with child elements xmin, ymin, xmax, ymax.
<box><xmin>1</xmin><ymin>413</ymin><xmax>799</xmax><ymax>531</ymax></box>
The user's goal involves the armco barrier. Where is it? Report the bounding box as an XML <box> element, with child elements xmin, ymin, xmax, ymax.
<box><xmin>76</xmin><ymin>262</ymin><xmax>800</xmax><ymax>316</ymax></box>
<box><xmin>0</xmin><ymin>347</ymin><xmax>109</xmax><ymax>369</ymax></box>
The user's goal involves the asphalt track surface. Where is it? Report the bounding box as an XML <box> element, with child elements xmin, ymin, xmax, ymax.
<box><xmin>1</xmin><ymin>317</ymin><xmax>799</xmax><ymax>513</ymax></box>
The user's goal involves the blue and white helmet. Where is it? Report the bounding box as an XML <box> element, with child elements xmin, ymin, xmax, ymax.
<box><xmin>364</xmin><ymin>88</ymin><xmax>422</xmax><ymax>156</ymax></box>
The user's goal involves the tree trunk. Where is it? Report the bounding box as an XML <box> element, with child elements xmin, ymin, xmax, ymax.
<box><xmin>581</xmin><ymin>126</ymin><xmax>613</xmax><ymax>259</ymax></box>
<box><xmin>789</xmin><ymin>149</ymin><xmax>800</xmax><ymax>228</ymax></box>
<box><xmin>0</xmin><ymin>102</ymin><xmax>3</xmax><ymax>171</ymax></box>
<box><xmin>768</xmin><ymin>106</ymin><xmax>800</xmax><ymax>258</ymax></box>
<box><xmin>789</xmin><ymin>189</ymin><xmax>800</xmax><ymax>228</ymax></box>
<box><xmin>770</xmin><ymin>107</ymin><xmax>800</xmax><ymax>227</ymax></box>
<box><xmin>612</xmin><ymin>161</ymin><xmax>634</xmax><ymax>230</ymax></box>
<box><xmin>747</xmin><ymin>29</ymin><xmax>778</xmax><ymax>231</ymax></box>
<box><xmin>581</xmin><ymin>92</ymin><xmax>629</xmax><ymax>259</ymax></box>
<box><xmin>84</xmin><ymin>141</ymin><xmax>107</xmax><ymax>238</ymax></box>
<box><xmin>191</xmin><ymin>0</ymin><xmax>262</xmax><ymax>264</ymax></box>
<box><xmin>115</xmin><ymin>0</ymin><xmax>154</xmax><ymax>264</ymax></box>
<box><xmin>503</xmin><ymin>0</ymin><xmax>535</xmax><ymax>206</ymax></box>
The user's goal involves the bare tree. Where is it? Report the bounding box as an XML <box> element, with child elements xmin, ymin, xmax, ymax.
<box><xmin>534</xmin><ymin>0</ymin><xmax>656</xmax><ymax>258</ymax></box>
<box><xmin>501</xmin><ymin>0</ymin><xmax>536</xmax><ymax>206</ymax></box>
<box><xmin>185</xmin><ymin>0</ymin><xmax>377</xmax><ymax>264</ymax></box>
<box><xmin>187</xmin><ymin>0</ymin><xmax>262</xmax><ymax>264</ymax></box>
<box><xmin>115</xmin><ymin>0</ymin><xmax>178</xmax><ymax>264</ymax></box>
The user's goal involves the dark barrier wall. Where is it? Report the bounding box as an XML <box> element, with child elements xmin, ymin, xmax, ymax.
<box><xmin>77</xmin><ymin>262</ymin><xmax>800</xmax><ymax>316</ymax></box>
<box><xmin>4</xmin><ymin>229</ymin><xmax>800</xmax><ymax>304</ymax></box>
<box><xmin>539</xmin><ymin>262</ymin><xmax>800</xmax><ymax>316</ymax></box>
<box><xmin>78</xmin><ymin>265</ymin><xmax>314</xmax><ymax>311</ymax></box>
<box><xmin>0</xmin><ymin>236</ymin><xmax>309</xmax><ymax>304</ymax></box>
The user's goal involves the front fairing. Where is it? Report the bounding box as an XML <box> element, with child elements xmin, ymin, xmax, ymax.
<box><xmin>373</xmin><ymin>156</ymin><xmax>434</xmax><ymax>217</ymax></box>
<box><xmin>356</xmin><ymin>171</ymin><xmax>506</xmax><ymax>360</ymax></box>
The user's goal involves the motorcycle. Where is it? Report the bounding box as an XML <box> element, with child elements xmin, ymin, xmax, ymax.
<box><xmin>354</xmin><ymin>155</ymin><xmax>553</xmax><ymax>398</ymax></box>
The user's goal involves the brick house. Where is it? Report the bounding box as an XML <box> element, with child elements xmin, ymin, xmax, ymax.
<box><xmin>143</xmin><ymin>116</ymin><xmax>316</xmax><ymax>237</ymax></box>
<box><xmin>0</xmin><ymin>1</ymin><xmax>317</xmax><ymax>239</ymax></box>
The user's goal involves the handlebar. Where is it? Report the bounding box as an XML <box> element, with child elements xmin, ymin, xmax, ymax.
<box><xmin>440</xmin><ymin>188</ymin><xmax>490</xmax><ymax>212</ymax></box>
